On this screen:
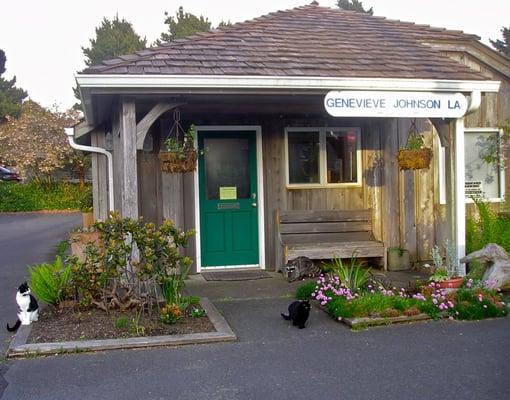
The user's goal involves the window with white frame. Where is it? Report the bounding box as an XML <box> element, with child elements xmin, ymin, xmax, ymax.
<box><xmin>438</xmin><ymin>128</ymin><xmax>505</xmax><ymax>203</ymax></box>
<box><xmin>465</xmin><ymin>128</ymin><xmax>505</xmax><ymax>200</ymax></box>
<box><xmin>285</xmin><ymin>127</ymin><xmax>361</xmax><ymax>188</ymax></box>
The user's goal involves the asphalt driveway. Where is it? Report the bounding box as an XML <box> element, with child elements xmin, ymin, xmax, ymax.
<box><xmin>1</xmin><ymin>213</ymin><xmax>509</xmax><ymax>400</ymax></box>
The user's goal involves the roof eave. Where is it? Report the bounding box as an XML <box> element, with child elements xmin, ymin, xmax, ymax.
<box><xmin>76</xmin><ymin>74</ymin><xmax>501</xmax><ymax>124</ymax></box>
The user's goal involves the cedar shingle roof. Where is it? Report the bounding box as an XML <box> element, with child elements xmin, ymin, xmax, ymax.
<box><xmin>83</xmin><ymin>3</ymin><xmax>487</xmax><ymax>81</ymax></box>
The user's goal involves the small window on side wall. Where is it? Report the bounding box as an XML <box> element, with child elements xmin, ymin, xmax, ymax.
<box><xmin>285</xmin><ymin>127</ymin><xmax>361</xmax><ymax>188</ymax></box>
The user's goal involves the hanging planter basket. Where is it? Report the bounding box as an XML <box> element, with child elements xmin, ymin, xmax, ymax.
<box><xmin>397</xmin><ymin>119</ymin><xmax>433</xmax><ymax>170</ymax></box>
<box><xmin>159</xmin><ymin>150</ymin><xmax>197</xmax><ymax>173</ymax></box>
<box><xmin>397</xmin><ymin>148</ymin><xmax>433</xmax><ymax>170</ymax></box>
<box><xmin>159</xmin><ymin>109</ymin><xmax>197</xmax><ymax>173</ymax></box>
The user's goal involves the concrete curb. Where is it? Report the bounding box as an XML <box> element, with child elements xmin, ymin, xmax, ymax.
<box><xmin>342</xmin><ymin>313</ymin><xmax>431</xmax><ymax>329</ymax></box>
<box><xmin>0</xmin><ymin>210</ymin><xmax>80</xmax><ymax>215</ymax></box>
<box><xmin>7</xmin><ymin>298</ymin><xmax>236</xmax><ymax>358</ymax></box>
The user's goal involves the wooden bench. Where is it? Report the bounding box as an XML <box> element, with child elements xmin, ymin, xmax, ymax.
<box><xmin>275</xmin><ymin>209</ymin><xmax>386</xmax><ymax>270</ymax></box>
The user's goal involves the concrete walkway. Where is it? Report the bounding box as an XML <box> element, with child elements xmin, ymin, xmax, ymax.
<box><xmin>0</xmin><ymin>212</ymin><xmax>81</xmax><ymax>397</ymax></box>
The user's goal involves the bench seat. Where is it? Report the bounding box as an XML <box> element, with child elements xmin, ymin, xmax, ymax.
<box><xmin>276</xmin><ymin>209</ymin><xmax>387</xmax><ymax>270</ymax></box>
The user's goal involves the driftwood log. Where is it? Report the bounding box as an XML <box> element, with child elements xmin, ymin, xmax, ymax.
<box><xmin>460</xmin><ymin>244</ymin><xmax>510</xmax><ymax>291</ymax></box>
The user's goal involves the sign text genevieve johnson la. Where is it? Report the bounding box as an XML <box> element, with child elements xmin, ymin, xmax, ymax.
<box><xmin>324</xmin><ymin>91</ymin><xmax>468</xmax><ymax>118</ymax></box>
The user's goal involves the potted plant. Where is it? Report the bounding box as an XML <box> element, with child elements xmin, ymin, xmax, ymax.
<box><xmin>397</xmin><ymin>120</ymin><xmax>433</xmax><ymax>170</ymax></box>
<box><xmin>159</xmin><ymin>124</ymin><xmax>197</xmax><ymax>173</ymax></box>
<box><xmin>428</xmin><ymin>240</ymin><xmax>463</xmax><ymax>289</ymax></box>
<box><xmin>79</xmin><ymin>190</ymin><xmax>94</xmax><ymax>229</ymax></box>
<box><xmin>387</xmin><ymin>247</ymin><xmax>410</xmax><ymax>271</ymax></box>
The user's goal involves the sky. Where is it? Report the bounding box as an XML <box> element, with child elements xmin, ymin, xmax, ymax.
<box><xmin>0</xmin><ymin>0</ymin><xmax>507</xmax><ymax>109</ymax></box>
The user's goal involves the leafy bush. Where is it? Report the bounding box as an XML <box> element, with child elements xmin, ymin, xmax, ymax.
<box><xmin>0</xmin><ymin>181</ymin><xmax>91</xmax><ymax>212</ymax></box>
<box><xmin>453</xmin><ymin>288</ymin><xmax>507</xmax><ymax>320</ymax></box>
<box><xmin>296</xmin><ymin>281</ymin><xmax>316</xmax><ymax>300</ymax></box>
<box><xmin>322</xmin><ymin>256</ymin><xmax>370</xmax><ymax>291</ymax></box>
<box><xmin>466</xmin><ymin>198</ymin><xmax>510</xmax><ymax>253</ymax></box>
<box><xmin>69</xmin><ymin>212</ymin><xmax>194</xmax><ymax>311</ymax></box>
<box><xmin>28</xmin><ymin>256</ymin><xmax>72</xmax><ymax>306</ymax></box>
<box><xmin>326</xmin><ymin>293</ymin><xmax>421</xmax><ymax>319</ymax></box>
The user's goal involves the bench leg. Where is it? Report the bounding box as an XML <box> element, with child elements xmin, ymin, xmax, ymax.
<box><xmin>383</xmin><ymin>247</ymin><xmax>388</xmax><ymax>271</ymax></box>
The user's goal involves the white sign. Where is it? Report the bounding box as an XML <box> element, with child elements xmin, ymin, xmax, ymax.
<box><xmin>465</xmin><ymin>181</ymin><xmax>483</xmax><ymax>198</ymax></box>
<box><xmin>324</xmin><ymin>91</ymin><xmax>468</xmax><ymax>118</ymax></box>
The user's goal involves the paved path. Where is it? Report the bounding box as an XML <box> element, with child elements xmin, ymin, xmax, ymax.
<box><xmin>0</xmin><ymin>212</ymin><xmax>80</xmax><ymax>397</ymax></box>
<box><xmin>1</xmin><ymin>214</ymin><xmax>509</xmax><ymax>400</ymax></box>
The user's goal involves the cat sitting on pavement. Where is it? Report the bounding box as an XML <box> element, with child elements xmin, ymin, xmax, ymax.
<box><xmin>6</xmin><ymin>282</ymin><xmax>39</xmax><ymax>332</ymax></box>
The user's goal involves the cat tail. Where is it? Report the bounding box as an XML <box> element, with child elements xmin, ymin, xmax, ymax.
<box><xmin>6</xmin><ymin>319</ymin><xmax>21</xmax><ymax>332</ymax></box>
<box><xmin>281</xmin><ymin>313</ymin><xmax>291</xmax><ymax>320</ymax></box>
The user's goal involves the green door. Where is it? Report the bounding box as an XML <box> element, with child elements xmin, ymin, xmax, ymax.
<box><xmin>198</xmin><ymin>131</ymin><xmax>259</xmax><ymax>267</ymax></box>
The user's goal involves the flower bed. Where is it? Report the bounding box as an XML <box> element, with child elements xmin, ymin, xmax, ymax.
<box><xmin>28</xmin><ymin>304</ymin><xmax>213</xmax><ymax>343</ymax></box>
<box><xmin>297</xmin><ymin>274</ymin><xmax>508</xmax><ymax>329</ymax></box>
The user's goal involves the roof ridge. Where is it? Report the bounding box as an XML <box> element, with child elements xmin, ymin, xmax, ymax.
<box><xmin>86</xmin><ymin>3</ymin><xmax>323</xmax><ymax>72</ymax></box>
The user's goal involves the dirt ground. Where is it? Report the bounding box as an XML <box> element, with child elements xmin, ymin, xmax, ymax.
<box><xmin>28</xmin><ymin>305</ymin><xmax>215</xmax><ymax>343</ymax></box>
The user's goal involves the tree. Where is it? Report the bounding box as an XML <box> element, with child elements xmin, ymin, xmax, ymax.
<box><xmin>337</xmin><ymin>0</ymin><xmax>373</xmax><ymax>15</ymax></box>
<box><xmin>0</xmin><ymin>100</ymin><xmax>88</xmax><ymax>182</ymax></box>
<box><xmin>490</xmin><ymin>26</ymin><xmax>510</xmax><ymax>58</ymax></box>
<box><xmin>74</xmin><ymin>16</ymin><xmax>146</xmax><ymax>106</ymax></box>
<box><xmin>0</xmin><ymin>49</ymin><xmax>27</xmax><ymax>120</ymax></box>
<box><xmin>82</xmin><ymin>15</ymin><xmax>147</xmax><ymax>67</ymax></box>
<box><xmin>158</xmin><ymin>6</ymin><xmax>212</xmax><ymax>43</ymax></box>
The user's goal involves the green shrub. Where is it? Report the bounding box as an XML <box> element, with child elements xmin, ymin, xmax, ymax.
<box><xmin>28</xmin><ymin>256</ymin><xmax>72</xmax><ymax>306</ymax></box>
<box><xmin>296</xmin><ymin>281</ymin><xmax>316</xmax><ymax>300</ymax></box>
<box><xmin>453</xmin><ymin>288</ymin><xmax>508</xmax><ymax>320</ymax></box>
<box><xmin>326</xmin><ymin>293</ymin><xmax>420</xmax><ymax>319</ymax></box>
<box><xmin>115</xmin><ymin>316</ymin><xmax>130</xmax><ymax>329</ymax></box>
<box><xmin>0</xmin><ymin>181</ymin><xmax>91</xmax><ymax>212</ymax></box>
<box><xmin>323</xmin><ymin>256</ymin><xmax>370</xmax><ymax>291</ymax></box>
<box><xmin>466</xmin><ymin>198</ymin><xmax>510</xmax><ymax>253</ymax></box>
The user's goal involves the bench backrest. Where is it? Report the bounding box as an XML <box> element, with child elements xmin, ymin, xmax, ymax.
<box><xmin>277</xmin><ymin>209</ymin><xmax>374</xmax><ymax>244</ymax></box>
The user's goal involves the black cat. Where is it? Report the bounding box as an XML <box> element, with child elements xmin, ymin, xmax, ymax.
<box><xmin>281</xmin><ymin>300</ymin><xmax>311</xmax><ymax>329</ymax></box>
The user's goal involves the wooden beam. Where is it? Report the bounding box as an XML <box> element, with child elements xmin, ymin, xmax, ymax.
<box><xmin>136</xmin><ymin>102</ymin><xmax>183</xmax><ymax>150</ymax></box>
<box><xmin>120</xmin><ymin>98</ymin><xmax>139</xmax><ymax>218</ymax></box>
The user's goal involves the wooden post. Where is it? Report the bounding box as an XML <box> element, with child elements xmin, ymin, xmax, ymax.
<box><xmin>90</xmin><ymin>128</ymin><xmax>108</xmax><ymax>220</ymax></box>
<box><xmin>119</xmin><ymin>98</ymin><xmax>139</xmax><ymax>218</ymax></box>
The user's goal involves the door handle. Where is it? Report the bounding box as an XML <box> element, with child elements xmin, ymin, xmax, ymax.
<box><xmin>251</xmin><ymin>203</ymin><xmax>257</xmax><ymax>208</ymax></box>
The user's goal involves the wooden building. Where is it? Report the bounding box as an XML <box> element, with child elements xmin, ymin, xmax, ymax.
<box><xmin>73</xmin><ymin>3</ymin><xmax>509</xmax><ymax>274</ymax></box>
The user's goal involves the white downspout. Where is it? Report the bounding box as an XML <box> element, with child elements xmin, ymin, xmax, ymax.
<box><xmin>65</xmin><ymin>128</ymin><xmax>114</xmax><ymax>213</ymax></box>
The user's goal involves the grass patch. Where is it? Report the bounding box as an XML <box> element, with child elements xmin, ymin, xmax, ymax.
<box><xmin>0</xmin><ymin>182</ymin><xmax>91</xmax><ymax>212</ymax></box>
<box><xmin>326</xmin><ymin>293</ymin><xmax>423</xmax><ymax>319</ymax></box>
<box><xmin>296</xmin><ymin>281</ymin><xmax>316</xmax><ymax>300</ymax></box>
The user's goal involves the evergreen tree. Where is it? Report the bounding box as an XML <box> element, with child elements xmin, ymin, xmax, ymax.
<box><xmin>82</xmin><ymin>15</ymin><xmax>147</xmax><ymax>67</ymax></box>
<box><xmin>490</xmin><ymin>26</ymin><xmax>510</xmax><ymax>58</ymax></box>
<box><xmin>0</xmin><ymin>49</ymin><xmax>27</xmax><ymax>120</ymax></box>
<box><xmin>337</xmin><ymin>0</ymin><xmax>373</xmax><ymax>15</ymax></box>
<box><xmin>74</xmin><ymin>16</ymin><xmax>146</xmax><ymax>107</ymax></box>
<box><xmin>158</xmin><ymin>6</ymin><xmax>212</xmax><ymax>43</ymax></box>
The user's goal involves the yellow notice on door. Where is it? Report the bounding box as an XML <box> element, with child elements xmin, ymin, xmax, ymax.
<box><xmin>219</xmin><ymin>186</ymin><xmax>237</xmax><ymax>200</ymax></box>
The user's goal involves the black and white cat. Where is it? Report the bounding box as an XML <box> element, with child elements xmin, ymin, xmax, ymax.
<box><xmin>281</xmin><ymin>300</ymin><xmax>311</xmax><ymax>329</ymax></box>
<box><xmin>284</xmin><ymin>257</ymin><xmax>321</xmax><ymax>282</ymax></box>
<box><xmin>6</xmin><ymin>282</ymin><xmax>39</xmax><ymax>332</ymax></box>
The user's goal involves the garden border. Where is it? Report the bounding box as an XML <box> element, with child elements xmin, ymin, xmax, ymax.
<box><xmin>7</xmin><ymin>298</ymin><xmax>236</xmax><ymax>358</ymax></box>
<box><xmin>341</xmin><ymin>313</ymin><xmax>431</xmax><ymax>329</ymax></box>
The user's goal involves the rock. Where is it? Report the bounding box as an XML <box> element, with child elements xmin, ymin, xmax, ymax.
<box><xmin>461</xmin><ymin>244</ymin><xmax>510</xmax><ymax>291</ymax></box>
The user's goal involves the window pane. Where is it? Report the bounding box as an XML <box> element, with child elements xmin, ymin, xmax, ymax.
<box><xmin>326</xmin><ymin>130</ymin><xmax>358</xmax><ymax>183</ymax></box>
<box><xmin>288</xmin><ymin>131</ymin><xmax>320</xmax><ymax>184</ymax></box>
<box><xmin>465</xmin><ymin>131</ymin><xmax>500</xmax><ymax>199</ymax></box>
<box><xmin>204</xmin><ymin>138</ymin><xmax>250</xmax><ymax>200</ymax></box>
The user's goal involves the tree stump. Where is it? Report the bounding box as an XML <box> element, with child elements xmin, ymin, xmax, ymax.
<box><xmin>461</xmin><ymin>244</ymin><xmax>510</xmax><ymax>291</ymax></box>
